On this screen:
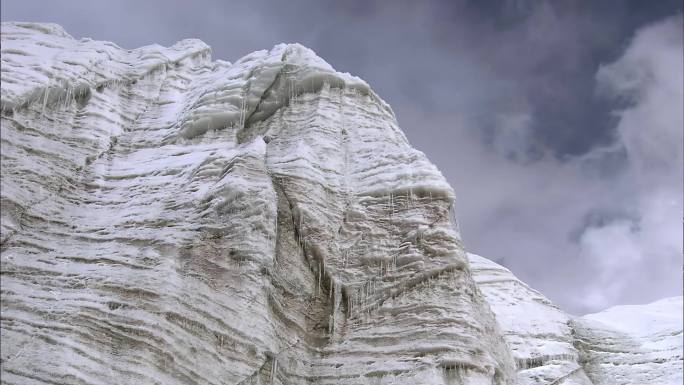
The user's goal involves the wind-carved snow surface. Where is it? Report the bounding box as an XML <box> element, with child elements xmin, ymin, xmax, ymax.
<box><xmin>0</xmin><ymin>22</ymin><xmax>681</xmax><ymax>385</ymax></box>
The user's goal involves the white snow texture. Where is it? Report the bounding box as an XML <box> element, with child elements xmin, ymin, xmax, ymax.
<box><xmin>0</xmin><ymin>22</ymin><xmax>681</xmax><ymax>385</ymax></box>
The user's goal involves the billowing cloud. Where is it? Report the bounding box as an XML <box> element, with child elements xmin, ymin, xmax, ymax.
<box><xmin>448</xmin><ymin>14</ymin><xmax>683</xmax><ymax>314</ymax></box>
<box><xmin>579</xmin><ymin>15</ymin><xmax>683</xmax><ymax>310</ymax></box>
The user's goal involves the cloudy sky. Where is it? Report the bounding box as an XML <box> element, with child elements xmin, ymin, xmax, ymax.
<box><xmin>3</xmin><ymin>0</ymin><xmax>682</xmax><ymax>314</ymax></box>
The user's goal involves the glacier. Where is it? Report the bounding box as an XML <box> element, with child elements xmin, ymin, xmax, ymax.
<box><xmin>0</xmin><ymin>22</ymin><xmax>681</xmax><ymax>385</ymax></box>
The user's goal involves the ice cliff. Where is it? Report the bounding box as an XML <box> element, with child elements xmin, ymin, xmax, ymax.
<box><xmin>1</xmin><ymin>22</ymin><xmax>681</xmax><ymax>385</ymax></box>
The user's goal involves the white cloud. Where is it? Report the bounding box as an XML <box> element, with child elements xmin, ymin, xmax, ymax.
<box><xmin>439</xmin><ymin>14</ymin><xmax>683</xmax><ymax>314</ymax></box>
<box><xmin>597</xmin><ymin>15</ymin><xmax>683</xmax><ymax>177</ymax></box>
<box><xmin>578</xmin><ymin>15</ymin><xmax>683</xmax><ymax>310</ymax></box>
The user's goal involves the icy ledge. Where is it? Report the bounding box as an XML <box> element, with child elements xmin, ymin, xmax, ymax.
<box><xmin>1</xmin><ymin>22</ymin><xmax>681</xmax><ymax>385</ymax></box>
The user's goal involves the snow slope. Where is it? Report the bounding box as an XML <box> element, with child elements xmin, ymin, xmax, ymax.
<box><xmin>574</xmin><ymin>297</ymin><xmax>683</xmax><ymax>385</ymax></box>
<box><xmin>468</xmin><ymin>253</ymin><xmax>683</xmax><ymax>385</ymax></box>
<box><xmin>468</xmin><ymin>253</ymin><xmax>594</xmax><ymax>384</ymax></box>
<box><xmin>0</xmin><ymin>22</ymin><xmax>681</xmax><ymax>385</ymax></box>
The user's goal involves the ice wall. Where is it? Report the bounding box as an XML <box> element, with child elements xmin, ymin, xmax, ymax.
<box><xmin>0</xmin><ymin>22</ymin><xmax>514</xmax><ymax>385</ymax></box>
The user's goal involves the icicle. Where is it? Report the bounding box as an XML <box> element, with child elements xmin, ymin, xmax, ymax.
<box><xmin>41</xmin><ymin>85</ymin><xmax>50</xmax><ymax>116</ymax></box>
<box><xmin>63</xmin><ymin>85</ymin><xmax>70</xmax><ymax>110</ymax></box>
<box><xmin>329</xmin><ymin>281</ymin><xmax>342</xmax><ymax>336</ymax></box>
<box><xmin>389</xmin><ymin>191</ymin><xmax>394</xmax><ymax>218</ymax></box>
<box><xmin>334</xmin><ymin>281</ymin><xmax>341</xmax><ymax>312</ymax></box>
<box><xmin>274</xmin><ymin>217</ymin><xmax>278</xmax><ymax>247</ymax></box>
<box><xmin>270</xmin><ymin>357</ymin><xmax>277</xmax><ymax>385</ymax></box>
<box><xmin>316</xmin><ymin>261</ymin><xmax>321</xmax><ymax>295</ymax></box>
<box><xmin>298</xmin><ymin>213</ymin><xmax>303</xmax><ymax>246</ymax></box>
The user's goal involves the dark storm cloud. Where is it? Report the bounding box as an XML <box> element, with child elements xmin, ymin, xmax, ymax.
<box><xmin>2</xmin><ymin>0</ymin><xmax>682</xmax><ymax>314</ymax></box>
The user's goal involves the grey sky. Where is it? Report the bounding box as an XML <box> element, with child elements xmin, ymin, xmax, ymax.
<box><xmin>2</xmin><ymin>0</ymin><xmax>682</xmax><ymax>314</ymax></box>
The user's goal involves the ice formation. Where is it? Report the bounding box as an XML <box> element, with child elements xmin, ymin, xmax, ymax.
<box><xmin>1</xmin><ymin>22</ymin><xmax>681</xmax><ymax>385</ymax></box>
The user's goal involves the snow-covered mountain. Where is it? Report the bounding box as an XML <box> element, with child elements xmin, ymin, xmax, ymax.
<box><xmin>1</xmin><ymin>22</ymin><xmax>681</xmax><ymax>385</ymax></box>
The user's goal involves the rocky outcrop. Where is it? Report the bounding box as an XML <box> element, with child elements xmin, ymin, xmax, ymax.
<box><xmin>1</xmin><ymin>22</ymin><xmax>681</xmax><ymax>385</ymax></box>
